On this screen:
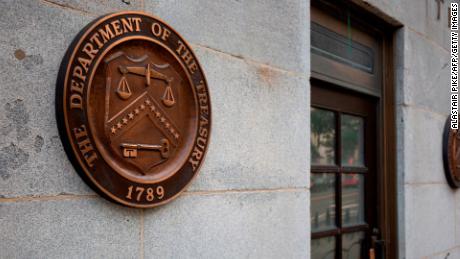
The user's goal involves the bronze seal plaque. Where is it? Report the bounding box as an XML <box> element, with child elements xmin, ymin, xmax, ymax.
<box><xmin>56</xmin><ymin>12</ymin><xmax>211</xmax><ymax>207</ymax></box>
<box><xmin>443</xmin><ymin>118</ymin><xmax>460</xmax><ymax>188</ymax></box>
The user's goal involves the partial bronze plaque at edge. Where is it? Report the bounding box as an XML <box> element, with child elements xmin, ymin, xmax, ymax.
<box><xmin>443</xmin><ymin>118</ymin><xmax>460</xmax><ymax>188</ymax></box>
<box><xmin>56</xmin><ymin>12</ymin><xmax>211</xmax><ymax>207</ymax></box>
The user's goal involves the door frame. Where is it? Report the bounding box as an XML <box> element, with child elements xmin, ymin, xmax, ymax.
<box><xmin>310</xmin><ymin>1</ymin><xmax>398</xmax><ymax>258</ymax></box>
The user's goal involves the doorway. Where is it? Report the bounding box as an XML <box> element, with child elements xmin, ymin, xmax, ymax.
<box><xmin>311</xmin><ymin>82</ymin><xmax>378</xmax><ymax>259</ymax></box>
<box><xmin>310</xmin><ymin>1</ymin><xmax>397</xmax><ymax>258</ymax></box>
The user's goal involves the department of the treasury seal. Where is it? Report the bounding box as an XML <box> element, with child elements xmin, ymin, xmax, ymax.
<box><xmin>56</xmin><ymin>12</ymin><xmax>211</xmax><ymax>208</ymax></box>
<box><xmin>443</xmin><ymin>118</ymin><xmax>460</xmax><ymax>188</ymax></box>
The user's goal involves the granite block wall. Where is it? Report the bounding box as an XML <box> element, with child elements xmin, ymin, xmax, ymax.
<box><xmin>0</xmin><ymin>0</ymin><xmax>456</xmax><ymax>258</ymax></box>
<box><xmin>0</xmin><ymin>0</ymin><xmax>310</xmax><ymax>258</ymax></box>
<box><xmin>363</xmin><ymin>0</ymin><xmax>456</xmax><ymax>258</ymax></box>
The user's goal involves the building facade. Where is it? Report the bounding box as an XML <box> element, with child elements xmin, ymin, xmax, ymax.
<box><xmin>0</xmin><ymin>0</ymin><xmax>456</xmax><ymax>258</ymax></box>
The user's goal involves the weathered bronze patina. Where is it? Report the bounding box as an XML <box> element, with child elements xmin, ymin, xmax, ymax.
<box><xmin>443</xmin><ymin>118</ymin><xmax>460</xmax><ymax>188</ymax></box>
<box><xmin>56</xmin><ymin>12</ymin><xmax>211</xmax><ymax>207</ymax></box>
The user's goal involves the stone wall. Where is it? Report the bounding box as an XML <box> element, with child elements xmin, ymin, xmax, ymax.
<box><xmin>0</xmin><ymin>0</ymin><xmax>310</xmax><ymax>258</ymax></box>
<box><xmin>363</xmin><ymin>0</ymin><xmax>458</xmax><ymax>258</ymax></box>
<box><xmin>0</xmin><ymin>0</ymin><xmax>456</xmax><ymax>258</ymax></box>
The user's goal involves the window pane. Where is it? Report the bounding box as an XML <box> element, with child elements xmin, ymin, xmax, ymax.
<box><xmin>311</xmin><ymin>108</ymin><xmax>336</xmax><ymax>165</ymax></box>
<box><xmin>342</xmin><ymin>231</ymin><xmax>365</xmax><ymax>259</ymax></box>
<box><xmin>311</xmin><ymin>173</ymin><xmax>336</xmax><ymax>232</ymax></box>
<box><xmin>341</xmin><ymin>174</ymin><xmax>365</xmax><ymax>226</ymax></box>
<box><xmin>341</xmin><ymin>114</ymin><xmax>364</xmax><ymax>166</ymax></box>
<box><xmin>312</xmin><ymin>237</ymin><xmax>335</xmax><ymax>259</ymax></box>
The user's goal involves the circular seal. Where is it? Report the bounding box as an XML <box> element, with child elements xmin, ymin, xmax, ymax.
<box><xmin>56</xmin><ymin>12</ymin><xmax>211</xmax><ymax>207</ymax></box>
<box><xmin>443</xmin><ymin>118</ymin><xmax>460</xmax><ymax>188</ymax></box>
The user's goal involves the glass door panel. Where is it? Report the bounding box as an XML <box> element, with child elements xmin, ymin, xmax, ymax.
<box><xmin>312</xmin><ymin>237</ymin><xmax>336</xmax><ymax>259</ymax></box>
<box><xmin>341</xmin><ymin>173</ymin><xmax>365</xmax><ymax>226</ymax></box>
<box><xmin>311</xmin><ymin>173</ymin><xmax>336</xmax><ymax>231</ymax></box>
<box><xmin>341</xmin><ymin>115</ymin><xmax>365</xmax><ymax>167</ymax></box>
<box><xmin>342</xmin><ymin>232</ymin><xmax>365</xmax><ymax>259</ymax></box>
<box><xmin>311</xmin><ymin>84</ymin><xmax>377</xmax><ymax>259</ymax></box>
<box><xmin>311</xmin><ymin>107</ymin><xmax>336</xmax><ymax>166</ymax></box>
